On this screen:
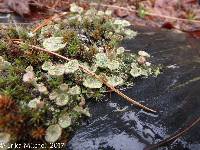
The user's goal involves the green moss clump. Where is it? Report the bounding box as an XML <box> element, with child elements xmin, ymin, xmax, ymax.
<box><xmin>19</xmin><ymin>42</ymin><xmax>29</xmax><ymax>51</ymax></box>
<box><xmin>0</xmin><ymin>41</ymin><xmax>7</xmax><ymax>51</ymax></box>
<box><xmin>67</xmin><ymin>37</ymin><xmax>80</xmax><ymax>57</ymax></box>
<box><xmin>7</xmin><ymin>27</ymin><xmax>19</xmax><ymax>39</ymax></box>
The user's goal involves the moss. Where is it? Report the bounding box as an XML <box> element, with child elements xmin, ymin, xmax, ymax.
<box><xmin>0</xmin><ymin>96</ymin><xmax>32</xmax><ymax>141</ymax></box>
<box><xmin>7</xmin><ymin>27</ymin><xmax>19</xmax><ymax>39</ymax></box>
<box><xmin>67</xmin><ymin>37</ymin><xmax>80</xmax><ymax>57</ymax></box>
<box><xmin>48</xmin><ymin>77</ymin><xmax>63</xmax><ymax>89</ymax></box>
<box><xmin>82</xmin><ymin>18</ymin><xmax>92</xmax><ymax>30</ymax></box>
<box><xmin>19</xmin><ymin>42</ymin><xmax>30</xmax><ymax>51</ymax></box>
<box><xmin>90</xmin><ymin>28</ymin><xmax>103</xmax><ymax>40</ymax></box>
<box><xmin>68</xmin><ymin>17</ymin><xmax>81</xmax><ymax>27</ymax></box>
<box><xmin>62</xmin><ymin>30</ymin><xmax>76</xmax><ymax>43</ymax></box>
<box><xmin>18</xmin><ymin>28</ymin><xmax>29</xmax><ymax>39</ymax></box>
<box><xmin>37</xmin><ymin>52</ymin><xmax>51</xmax><ymax>62</ymax></box>
<box><xmin>108</xmin><ymin>38</ymin><xmax>119</xmax><ymax>48</ymax></box>
<box><xmin>0</xmin><ymin>41</ymin><xmax>7</xmax><ymax>51</ymax></box>
<box><xmin>30</xmin><ymin>110</ymin><xmax>46</xmax><ymax>124</ymax></box>
<box><xmin>138</xmin><ymin>5</ymin><xmax>147</xmax><ymax>18</ymax></box>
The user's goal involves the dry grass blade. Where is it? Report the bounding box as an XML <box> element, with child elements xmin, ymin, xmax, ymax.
<box><xmin>13</xmin><ymin>41</ymin><xmax>157</xmax><ymax>113</ymax></box>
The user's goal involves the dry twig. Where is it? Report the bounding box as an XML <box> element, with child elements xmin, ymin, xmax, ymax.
<box><xmin>32</xmin><ymin>11</ymin><xmax>67</xmax><ymax>33</ymax></box>
<box><xmin>145</xmin><ymin>116</ymin><xmax>200</xmax><ymax>150</ymax></box>
<box><xmin>13</xmin><ymin>41</ymin><xmax>157</xmax><ymax>113</ymax></box>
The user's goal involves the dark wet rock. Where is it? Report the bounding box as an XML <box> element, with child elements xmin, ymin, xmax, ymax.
<box><xmin>67</xmin><ymin>27</ymin><xmax>200</xmax><ymax>150</ymax></box>
<box><xmin>0</xmin><ymin>16</ymin><xmax>199</xmax><ymax>150</ymax></box>
<box><xmin>0</xmin><ymin>13</ymin><xmax>26</xmax><ymax>23</ymax></box>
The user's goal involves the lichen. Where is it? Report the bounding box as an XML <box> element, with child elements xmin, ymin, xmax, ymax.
<box><xmin>95</xmin><ymin>53</ymin><xmax>108</xmax><ymax>68</ymax></box>
<box><xmin>117</xmin><ymin>47</ymin><xmax>125</xmax><ymax>55</ymax></box>
<box><xmin>138</xmin><ymin>50</ymin><xmax>150</xmax><ymax>57</ymax></box>
<box><xmin>0</xmin><ymin>132</ymin><xmax>11</xmax><ymax>144</ymax></box>
<box><xmin>49</xmin><ymin>88</ymin><xmax>69</xmax><ymax>106</ymax></box>
<box><xmin>28</xmin><ymin>97</ymin><xmax>41</xmax><ymax>108</ymax></box>
<box><xmin>83</xmin><ymin>76</ymin><xmax>103</xmax><ymax>89</ymax></box>
<box><xmin>22</xmin><ymin>66</ymin><xmax>36</xmax><ymax>83</ymax></box>
<box><xmin>68</xmin><ymin>85</ymin><xmax>81</xmax><ymax>95</ymax></box>
<box><xmin>58</xmin><ymin>113</ymin><xmax>72</xmax><ymax>128</ymax></box>
<box><xmin>36</xmin><ymin>83</ymin><xmax>49</xmax><ymax>94</ymax></box>
<box><xmin>73</xmin><ymin>106</ymin><xmax>90</xmax><ymax>117</ymax></box>
<box><xmin>43</xmin><ymin>37</ymin><xmax>66</xmax><ymax>52</ymax></box>
<box><xmin>107</xmin><ymin>76</ymin><xmax>124</xmax><ymax>87</ymax></box>
<box><xmin>107</xmin><ymin>60</ymin><xmax>120</xmax><ymax>70</ymax></box>
<box><xmin>45</xmin><ymin>124</ymin><xmax>62</xmax><ymax>143</ymax></box>
<box><xmin>0</xmin><ymin>56</ymin><xmax>11</xmax><ymax>72</ymax></box>
<box><xmin>0</xmin><ymin>3</ymin><xmax>161</xmax><ymax>146</ymax></box>
<box><xmin>64</xmin><ymin>59</ymin><xmax>79</xmax><ymax>74</ymax></box>
<box><xmin>70</xmin><ymin>3</ymin><xmax>84</xmax><ymax>14</ymax></box>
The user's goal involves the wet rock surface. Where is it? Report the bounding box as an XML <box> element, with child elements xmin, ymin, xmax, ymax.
<box><xmin>0</xmin><ymin>13</ymin><xmax>26</xmax><ymax>23</ymax></box>
<box><xmin>67</xmin><ymin>27</ymin><xmax>200</xmax><ymax>150</ymax></box>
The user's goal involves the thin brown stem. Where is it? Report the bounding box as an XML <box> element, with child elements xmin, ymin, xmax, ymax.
<box><xmin>13</xmin><ymin>41</ymin><xmax>156</xmax><ymax>113</ymax></box>
<box><xmin>51</xmin><ymin>0</ymin><xmax>60</xmax><ymax>9</ymax></box>
<box><xmin>32</xmin><ymin>12</ymin><xmax>67</xmax><ymax>33</ymax></box>
<box><xmin>145</xmin><ymin>116</ymin><xmax>200</xmax><ymax>150</ymax></box>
